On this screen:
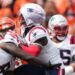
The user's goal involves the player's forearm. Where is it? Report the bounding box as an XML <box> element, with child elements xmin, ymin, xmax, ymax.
<box><xmin>61</xmin><ymin>62</ymin><xmax>75</xmax><ymax>75</ymax></box>
<box><xmin>64</xmin><ymin>66</ymin><xmax>74</xmax><ymax>75</ymax></box>
<box><xmin>0</xmin><ymin>42</ymin><xmax>49</xmax><ymax>68</ymax></box>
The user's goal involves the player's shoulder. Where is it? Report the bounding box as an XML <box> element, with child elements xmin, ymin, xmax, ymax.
<box><xmin>27</xmin><ymin>26</ymin><xmax>48</xmax><ymax>37</ymax></box>
<box><xmin>25</xmin><ymin>26</ymin><xmax>49</xmax><ymax>45</ymax></box>
<box><xmin>70</xmin><ymin>35</ymin><xmax>75</xmax><ymax>44</ymax></box>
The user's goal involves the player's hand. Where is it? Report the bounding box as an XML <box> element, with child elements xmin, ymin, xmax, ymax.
<box><xmin>70</xmin><ymin>63</ymin><xmax>75</xmax><ymax>72</ymax></box>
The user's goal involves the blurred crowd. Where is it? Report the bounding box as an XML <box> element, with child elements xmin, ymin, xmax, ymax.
<box><xmin>0</xmin><ymin>0</ymin><xmax>75</xmax><ymax>34</ymax></box>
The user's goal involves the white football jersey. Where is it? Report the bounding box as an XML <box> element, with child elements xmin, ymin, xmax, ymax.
<box><xmin>25</xmin><ymin>26</ymin><xmax>63</xmax><ymax>65</ymax></box>
<box><xmin>0</xmin><ymin>30</ymin><xmax>18</xmax><ymax>75</ymax></box>
<box><xmin>52</xmin><ymin>35</ymin><xmax>75</xmax><ymax>75</ymax></box>
<box><xmin>24</xmin><ymin>26</ymin><xmax>75</xmax><ymax>75</ymax></box>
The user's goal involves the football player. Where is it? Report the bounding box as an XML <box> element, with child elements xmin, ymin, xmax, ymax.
<box><xmin>0</xmin><ymin>17</ymin><xmax>17</xmax><ymax>75</ymax></box>
<box><xmin>14</xmin><ymin>3</ymin><xmax>64</xmax><ymax>75</ymax></box>
<box><xmin>0</xmin><ymin>17</ymin><xmax>50</xmax><ymax>75</ymax></box>
<box><xmin>15</xmin><ymin>3</ymin><xmax>75</xmax><ymax>75</ymax></box>
<box><xmin>48</xmin><ymin>14</ymin><xmax>75</xmax><ymax>75</ymax></box>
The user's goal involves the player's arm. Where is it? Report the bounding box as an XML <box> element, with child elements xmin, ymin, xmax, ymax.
<box><xmin>0</xmin><ymin>30</ymin><xmax>50</xmax><ymax>68</ymax></box>
<box><xmin>20</xmin><ymin>36</ymin><xmax>48</xmax><ymax>56</ymax></box>
<box><xmin>0</xmin><ymin>42</ymin><xmax>50</xmax><ymax>68</ymax></box>
<box><xmin>64</xmin><ymin>63</ymin><xmax>75</xmax><ymax>75</ymax></box>
<box><xmin>20</xmin><ymin>27</ymin><xmax>48</xmax><ymax>56</ymax></box>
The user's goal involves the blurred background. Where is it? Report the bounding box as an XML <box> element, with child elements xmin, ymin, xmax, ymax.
<box><xmin>0</xmin><ymin>0</ymin><xmax>75</xmax><ymax>34</ymax></box>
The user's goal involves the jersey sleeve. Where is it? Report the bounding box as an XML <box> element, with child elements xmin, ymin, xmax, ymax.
<box><xmin>21</xmin><ymin>44</ymin><xmax>41</xmax><ymax>56</ymax></box>
<box><xmin>25</xmin><ymin>26</ymin><xmax>48</xmax><ymax>47</ymax></box>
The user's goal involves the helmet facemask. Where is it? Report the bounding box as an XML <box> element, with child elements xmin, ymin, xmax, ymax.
<box><xmin>53</xmin><ymin>25</ymin><xmax>68</xmax><ymax>41</ymax></box>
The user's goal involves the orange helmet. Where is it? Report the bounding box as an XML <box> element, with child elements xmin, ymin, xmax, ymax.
<box><xmin>0</xmin><ymin>17</ymin><xmax>15</xmax><ymax>30</ymax></box>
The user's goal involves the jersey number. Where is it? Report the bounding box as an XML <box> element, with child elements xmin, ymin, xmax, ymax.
<box><xmin>60</xmin><ymin>50</ymin><xmax>71</xmax><ymax>65</ymax></box>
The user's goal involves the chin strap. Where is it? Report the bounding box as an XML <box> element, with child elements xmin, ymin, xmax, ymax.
<box><xmin>54</xmin><ymin>36</ymin><xmax>63</xmax><ymax>42</ymax></box>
